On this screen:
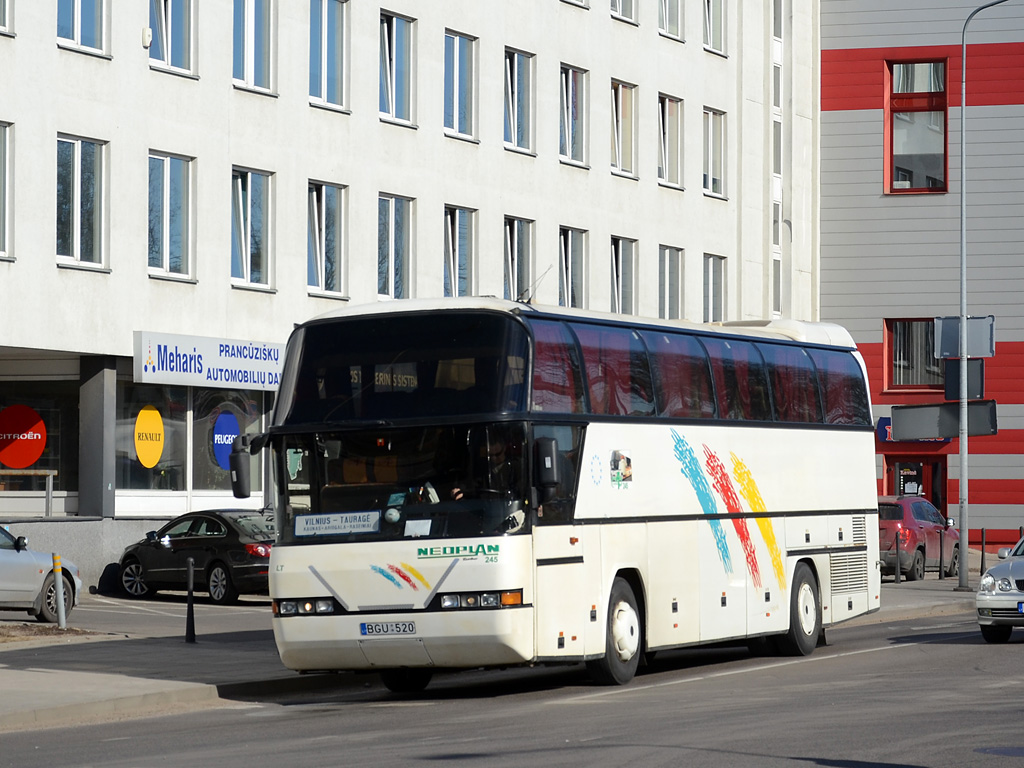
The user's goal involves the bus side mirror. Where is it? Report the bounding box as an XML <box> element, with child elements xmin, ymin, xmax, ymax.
<box><xmin>230</xmin><ymin>435</ymin><xmax>254</xmax><ymax>499</ymax></box>
<box><xmin>535</xmin><ymin>437</ymin><xmax>560</xmax><ymax>505</ymax></box>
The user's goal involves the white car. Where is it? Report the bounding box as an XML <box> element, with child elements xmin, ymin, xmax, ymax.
<box><xmin>977</xmin><ymin>538</ymin><xmax>1024</xmax><ymax>643</ymax></box>
<box><xmin>0</xmin><ymin>526</ymin><xmax>82</xmax><ymax>622</ymax></box>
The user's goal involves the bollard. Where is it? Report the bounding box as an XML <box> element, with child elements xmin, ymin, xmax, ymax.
<box><xmin>980</xmin><ymin>529</ymin><xmax>987</xmax><ymax>575</ymax></box>
<box><xmin>51</xmin><ymin>553</ymin><xmax>66</xmax><ymax>630</ymax></box>
<box><xmin>185</xmin><ymin>557</ymin><xmax>196</xmax><ymax>644</ymax></box>
<box><xmin>938</xmin><ymin>528</ymin><xmax>945</xmax><ymax>580</ymax></box>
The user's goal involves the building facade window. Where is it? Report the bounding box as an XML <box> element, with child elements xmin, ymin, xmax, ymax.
<box><xmin>444</xmin><ymin>31</ymin><xmax>474</xmax><ymax>137</ymax></box>
<box><xmin>379</xmin><ymin>12</ymin><xmax>413</xmax><ymax>122</ymax></box>
<box><xmin>610</xmin><ymin>236</ymin><xmax>636</xmax><ymax>314</ymax></box>
<box><xmin>504</xmin><ymin>49</ymin><xmax>532</xmax><ymax>151</ymax></box>
<box><xmin>0</xmin><ymin>0</ymin><xmax>7</xmax><ymax>32</ymax></box>
<box><xmin>703</xmin><ymin>108</ymin><xmax>725</xmax><ymax>195</ymax></box>
<box><xmin>230</xmin><ymin>168</ymin><xmax>271</xmax><ymax>285</ymax></box>
<box><xmin>56</xmin><ymin>136</ymin><xmax>103</xmax><ymax>265</ymax></box>
<box><xmin>887</xmin><ymin>319</ymin><xmax>943</xmax><ymax>388</ymax></box>
<box><xmin>233</xmin><ymin>0</ymin><xmax>271</xmax><ymax>90</ymax></box>
<box><xmin>0</xmin><ymin>123</ymin><xmax>7</xmax><ymax>259</ymax></box>
<box><xmin>559</xmin><ymin>226</ymin><xmax>585</xmax><ymax>308</ymax></box>
<box><xmin>659</xmin><ymin>245</ymin><xmax>682</xmax><ymax>320</ymax></box>
<box><xmin>887</xmin><ymin>61</ymin><xmax>946</xmax><ymax>193</ymax></box>
<box><xmin>703</xmin><ymin>0</ymin><xmax>723</xmax><ymax>53</ymax></box>
<box><xmin>611</xmin><ymin>80</ymin><xmax>636</xmax><ymax>176</ymax></box>
<box><xmin>148</xmin><ymin>152</ymin><xmax>191</xmax><ymax>277</ymax></box>
<box><xmin>378</xmin><ymin>194</ymin><xmax>411</xmax><ymax>298</ymax></box>
<box><xmin>504</xmin><ymin>216</ymin><xmax>531</xmax><ymax>301</ymax></box>
<box><xmin>659</xmin><ymin>94</ymin><xmax>682</xmax><ymax>186</ymax></box>
<box><xmin>443</xmin><ymin>205</ymin><xmax>473</xmax><ymax>297</ymax></box>
<box><xmin>149</xmin><ymin>0</ymin><xmax>191</xmax><ymax>71</ymax></box>
<box><xmin>560</xmin><ymin>64</ymin><xmax>586</xmax><ymax>164</ymax></box>
<box><xmin>58</xmin><ymin>0</ymin><xmax>103</xmax><ymax>51</ymax></box>
<box><xmin>309</xmin><ymin>0</ymin><xmax>345</xmax><ymax>107</ymax></box>
<box><xmin>611</xmin><ymin>0</ymin><xmax>635</xmax><ymax>22</ymax></box>
<box><xmin>307</xmin><ymin>181</ymin><xmax>344</xmax><ymax>294</ymax></box>
<box><xmin>703</xmin><ymin>253</ymin><xmax>725</xmax><ymax>322</ymax></box>
<box><xmin>659</xmin><ymin>0</ymin><xmax>682</xmax><ymax>38</ymax></box>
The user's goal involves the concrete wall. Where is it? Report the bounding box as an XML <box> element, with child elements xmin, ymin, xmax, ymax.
<box><xmin>1</xmin><ymin>517</ymin><xmax>170</xmax><ymax>596</ymax></box>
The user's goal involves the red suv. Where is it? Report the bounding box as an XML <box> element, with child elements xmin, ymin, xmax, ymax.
<box><xmin>878</xmin><ymin>495</ymin><xmax>960</xmax><ymax>580</ymax></box>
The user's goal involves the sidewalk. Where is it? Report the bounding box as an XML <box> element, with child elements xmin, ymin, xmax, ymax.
<box><xmin>0</xmin><ymin>550</ymin><xmax>988</xmax><ymax>734</ymax></box>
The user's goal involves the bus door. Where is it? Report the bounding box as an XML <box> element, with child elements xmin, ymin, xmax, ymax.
<box><xmin>531</xmin><ymin>425</ymin><xmax>591</xmax><ymax>659</ymax></box>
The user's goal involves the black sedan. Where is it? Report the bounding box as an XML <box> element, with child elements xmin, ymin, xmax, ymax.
<box><xmin>118</xmin><ymin>509</ymin><xmax>275</xmax><ymax>604</ymax></box>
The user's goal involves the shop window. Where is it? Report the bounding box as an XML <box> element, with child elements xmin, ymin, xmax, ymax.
<box><xmin>886</xmin><ymin>61</ymin><xmax>947</xmax><ymax>193</ymax></box>
<box><xmin>887</xmin><ymin>318</ymin><xmax>943</xmax><ymax>389</ymax></box>
<box><xmin>0</xmin><ymin>383</ymin><xmax>80</xmax><ymax>492</ymax></box>
<box><xmin>192</xmin><ymin>388</ymin><xmax>262</xmax><ymax>492</ymax></box>
<box><xmin>116</xmin><ymin>384</ymin><xmax>263</xmax><ymax>493</ymax></box>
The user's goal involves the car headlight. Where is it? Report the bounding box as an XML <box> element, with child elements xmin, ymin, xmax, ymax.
<box><xmin>980</xmin><ymin>574</ymin><xmax>995</xmax><ymax>593</ymax></box>
<box><xmin>998</xmin><ymin>578</ymin><xmax>1013</xmax><ymax>592</ymax></box>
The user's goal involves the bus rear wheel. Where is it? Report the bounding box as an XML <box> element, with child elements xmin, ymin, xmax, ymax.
<box><xmin>778</xmin><ymin>562</ymin><xmax>820</xmax><ymax>656</ymax></box>
<box><xmin>380</xmin><ymin>668</ymin><xmax>433</xmax><ymax>693</ymax></box>
<box><xmin>586</xmin><ymin>577</ymin><xmax>641</xmax><ymax>685</ymax></box>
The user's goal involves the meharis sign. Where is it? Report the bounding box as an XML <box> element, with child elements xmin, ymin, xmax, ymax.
<box><xmin>133</xmin><ymin>331</ymin><xmax>284</xmax><ymax>392</ymax></box>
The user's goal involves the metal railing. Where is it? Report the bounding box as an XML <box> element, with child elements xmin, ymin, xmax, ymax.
<box><xmin>0</xmin><ymin>470</ymin><xmax>59</xmax><ymax>516</ymax></box>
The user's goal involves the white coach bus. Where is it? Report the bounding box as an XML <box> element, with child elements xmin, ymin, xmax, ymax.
<box><xmin>231</xmin><ymin>298</ymin><xmax>880</xmax><ymax>692</ymax></box>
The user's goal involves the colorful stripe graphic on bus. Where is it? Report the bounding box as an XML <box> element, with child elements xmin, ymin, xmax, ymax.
<box><xmin>703</xmin><ymin>446</ymin><xmax>763</xmax><ymax>589</ymax></box>
<box><xmin>731</xmin><ymin>454</ymin><xmax>787</xmax><ymax>589</ymax></box>
<box><xmin>671</xmin><ymin>430</ymin><xmax>733</xmax><ymax>574</ymax></box>
<box><xmin>371</xmin><ymin>563</ymin><xmax>430</xmax><ymax>591</ymax></box>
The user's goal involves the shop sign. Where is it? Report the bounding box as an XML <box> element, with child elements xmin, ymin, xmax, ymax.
<box><xmin>134</xmin><ymin>405</ymin><xmax>165</xmax><ymax>469</ymax></box>
<box><xmin>134</xmin><ymin>331</ymin><xmax>284</xmax><ymax>392</ymax></box>
<box><xmin>0</xmin><ymin>405</ymin><xmax>47</xmax><ymax>469</ymax></box>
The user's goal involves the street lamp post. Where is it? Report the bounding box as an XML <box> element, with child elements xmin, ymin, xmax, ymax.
<box><xmin>959</xmin><ymin>0</ymin><xmax>1011</xmax><ymax>589</ymax></box>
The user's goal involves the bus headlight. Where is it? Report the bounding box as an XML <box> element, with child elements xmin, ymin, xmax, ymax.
<box><xmin>274</xmin><ymin>598</ymin><xmax>336</xmax><ymax>616</ymax></box>
<box><xmin>440</xmin><ymin>590</ymin><xmax>522</xmax><ymax>610</ymax></box>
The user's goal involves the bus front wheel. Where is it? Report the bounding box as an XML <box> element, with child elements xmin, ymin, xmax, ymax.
<box><xmin>778</xmin><ymin>563</ymin><xmax>821</xmax><ymax>656</ymax></box>
<box><xmin>380</xmin><ymin>668</ymin><xmax>433</xmax><ymax>694</ymax></box>
<box><xmin>586</xmin><ymin>577</ymin><xmax>641</xmax><ymax>685</ymax></box>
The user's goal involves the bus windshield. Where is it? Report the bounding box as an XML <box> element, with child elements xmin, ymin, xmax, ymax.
<box><xmin>274</xmin><ymin>312</ymin><xmax>529</xmax><ymax>427</ymax></box>
<box><xmin>277</xmin><ymin>422</ymin><xmax>530</xmax><ymax>545</ymax></box>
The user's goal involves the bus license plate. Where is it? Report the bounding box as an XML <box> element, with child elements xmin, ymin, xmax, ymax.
<box><xmin>361</xmin><ymin>621</ymin><xmax>416</xmax><ymax>636</ymax></box>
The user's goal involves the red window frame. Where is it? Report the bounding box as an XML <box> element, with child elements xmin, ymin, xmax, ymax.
<box><xmin>883</xmin><ymin>59</ymin><xmax>948</xmax><ymax>194</ymax></box>
<box><xmin>884</xmin><ymin>318</ymin><xmax>945</xmax><ymax>393</ymax></box>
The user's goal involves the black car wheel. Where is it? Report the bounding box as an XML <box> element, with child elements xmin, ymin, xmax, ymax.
<box><xmin>946</xmin><ymin>545</ymin><xmax>960</xmax><ymax>577</ymax></box>
<box><xmin>906</xmin><ymin>550</ymin><xmax>925</xmax><ymax>581</ymax></box>
<box><xmin>208</xmin><ymin>562</ymin><xmax>239</xmax><ymax>605</ymax></box>
<box><xmin>980</xmin><ymin>624</ymin><xmax>1012</xmax><ymax>643</ymax></box>
<box><xmin>34</xmin><ymin>572</ymin><xmax>73</xmax><ymax>623</ymax></box>
<box><xmin>120</xmin><ymin>560</ymin><xmax>152</xmax><ymax>598</ymax></box>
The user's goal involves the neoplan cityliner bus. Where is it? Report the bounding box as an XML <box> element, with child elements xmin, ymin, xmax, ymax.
<box><xmin>231</xmin><ymin>298</ymin><xmax>880</xmax><ymax>692</ymax></box>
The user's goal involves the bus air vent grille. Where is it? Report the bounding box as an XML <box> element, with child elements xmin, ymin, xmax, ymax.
<box><xmin>830</xmin><ymin>552</ymin><xmax>868</xmax><ymax>593</ymax></box>
<box><xmin>852</xmin><ymin>515</ymin><xmax>867</xmax><ymax>545</ymax></box>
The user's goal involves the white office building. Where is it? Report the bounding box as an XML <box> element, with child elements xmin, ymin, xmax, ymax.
<box><xmin>0</xmin><ymin>0</ymin><xmax>819</xmax><ymax>518</ymax></box>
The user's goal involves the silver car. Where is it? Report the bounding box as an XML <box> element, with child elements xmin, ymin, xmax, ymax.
<box><xmin>0</xmin><ymin>526</ymin><xmax>82</xmax><ymax>623</ymax></box>
<box><xmin>977</xmin><ymin>538</ymin><xmax>1024</xmax><ymax>643</ymax></box>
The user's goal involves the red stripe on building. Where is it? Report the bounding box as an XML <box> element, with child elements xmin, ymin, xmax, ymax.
<box><xmin>822</xmin><ymin>42</ymin><xmax>1024</xmax><ymax>111</ymax></box>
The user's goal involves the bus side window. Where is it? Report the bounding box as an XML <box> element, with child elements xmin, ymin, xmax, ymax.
<box><xmin>572</xmin><ymin>323</ymin><xmax>655</xmax><ymax>417</ymax></box>
<box><xmin>700</xmin><ymin>337</ymin><xmax>772</xmax><ymax>421</ymax></box>
<box><xmin>533</xmin><ymin>425</ymin><xmax>582</xmax><ymax>523</ymax></box>
<box><xmin>807</xmin><ymin>349</ymin><xmax>872</xmax><ymax>426</ymax></box>
<box><xmin>758</xmin><ymin>343</ymin><xmax>823</xmax><ymax>423</ymax></box>
<box><xmin>641</xmin><ymin>331</ymin><xmax>716</xmax><ymax>418</ymax></box>
<box><xmin>529</xmin><ymin>320</ymin><xmax>585</xmax><ymax>414</ymax></box>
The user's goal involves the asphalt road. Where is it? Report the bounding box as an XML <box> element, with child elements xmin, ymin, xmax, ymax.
<box><xmin>2</xmin><ymin>600</ymin><xmax>1019</xmax><ymax>768</ymax></box>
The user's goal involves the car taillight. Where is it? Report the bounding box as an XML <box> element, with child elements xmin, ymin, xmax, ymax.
<box><xmin>245</xmin><ymin>543</ymin><xmax>272</xmax><ymax>558</ymax></box>
<box><xmin>898</xmin><ymin>528</ymin><xmax>910</xmax><ymax>546</ymax></box>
